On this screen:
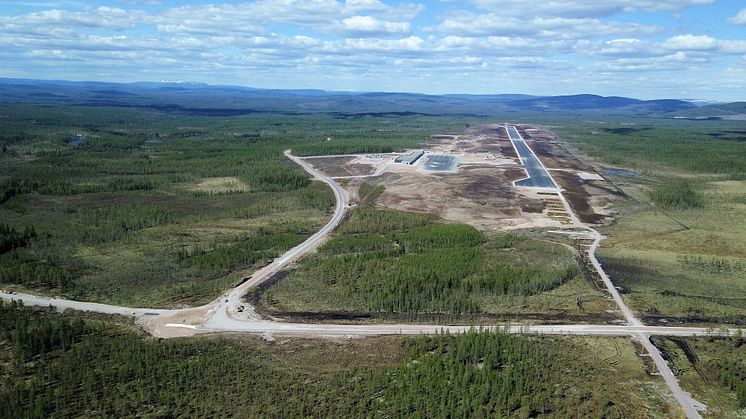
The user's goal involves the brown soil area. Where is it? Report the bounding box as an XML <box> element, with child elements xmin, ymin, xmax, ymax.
<box><xmin>552</xmin><ymin>170</ymin><xmax>608</xmax><ymax>225</ymax></box>
<box><xmin>471</xmin><ymin>126</ymin><xmax>518</xmax><ymax>158</ymax></box>
<box><xmin>376</xmin><ymin>166</ymin><xmax>553</xmax><ymax>231</ymax></box>
<box><xmin>301</xmin><ymin>123</ymin><xmax>622</xmax><ymax>231</ymax></box>
<box><xmin>460</xmin><ymin>167</ymin><xmax>517</xmax><ymax>200</ymax></box>
<box><xmin>642</xmin><ymin>315</ymin><xmax>746</xmax><ymax>327</ymax></box>
<box><xmin>429</xmin><ymin>125</ymin><xmax>518</xmax><ymax>160</ymax></box>
<box><xmin>258</xmin><ymin>308</ymin><xmax>620</xmax><ymax>326</ymax></box>
<box><xmin>499</xmin><ymin>141</ymin><xmax>518</xmax><ymax>159</ymax></box>
<box><xmin>430</xmin><ymin>135</ymin><xmax>456</xmax><ymax>140</ymax></box>
<box><xmin>584</xmin><ymin>180</ymin><xmax>628</xmax><ymax>198</ymax></box>
<box><xmin>474</xmin><ymin>125</ymin><xmax>507</xmax><ymax>136</ymax></box>
<box><xmin>307</xmin><ymin>156</ymin><xmax>375</xmax><ymax>177</ymax></box>
<box><xmin>504</xmin><ymin>167</ymin><xmax>526</xmax><ymax>181</ymax></box>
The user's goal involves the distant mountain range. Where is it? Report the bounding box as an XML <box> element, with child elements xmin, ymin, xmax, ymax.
<box><xmin>0</xmin><ymin>77</ymin><xmax>741</xmax><ymax>117</ymax></box>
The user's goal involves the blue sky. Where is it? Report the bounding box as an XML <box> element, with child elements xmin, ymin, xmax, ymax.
<box><xmin>1</xmin><ymin>0</ymin><xmax>745</xmax><ymax>100</ymax></box>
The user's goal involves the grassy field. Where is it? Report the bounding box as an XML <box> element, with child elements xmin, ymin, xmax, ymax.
<box><xmin>0</xmin><ymin>303</ymin><xmax>679</xmax><ymax>418</ymax></box>
<box><xmin>554</xmin><ymin>121</ymin><xmax>746</xmax><ymax>325</ymax></box>
<box><xmin>0</xmin><ymin>105</ymin><xmax>481</xmax><ymax>307</ymax></box>
<box><xmin>555</xmin><ymin>121</ymin><xmax>746</xmax><ymax>175</ymax></box>
<box><xmin>262</xmin><ymin>192</ymin><xmax>616</xmax><ymax>322</ymax></box>
<box><xmin>652</xmin><ymin>335</ymin><xmax>746</xmax><ymax>418</ymax></box>
<box><xmin>597</xmin><ymin>184</ymin><xmax>746</xmax><ymax>323</ymax></box>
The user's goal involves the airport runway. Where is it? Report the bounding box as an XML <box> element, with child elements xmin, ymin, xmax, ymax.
<box><xmin>507</xmin><ymin>125</ymin><xmax>557</xmax><ymax>188</ymax></box>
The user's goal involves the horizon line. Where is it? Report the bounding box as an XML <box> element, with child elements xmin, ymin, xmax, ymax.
<box><xmin>0</xmin><ymin>76</ymin><xmax>735</xmax><ymax>104</ymax></box>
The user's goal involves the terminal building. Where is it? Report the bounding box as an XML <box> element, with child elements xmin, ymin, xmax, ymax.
<box><xmin>394</xmin><ymin>150</ymin><xmax>425</xmax><ymax>165</ymax></box>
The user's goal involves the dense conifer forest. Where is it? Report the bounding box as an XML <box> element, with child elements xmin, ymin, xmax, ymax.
<box><xmin>0</xmin><ymin>303</ymin><xmax>677</xmax><ymax>418</ymax></box>
<box><xmin>267</xmin><ymin>205</ymin><xmax>580</xmax><ymax>315</ymax></box>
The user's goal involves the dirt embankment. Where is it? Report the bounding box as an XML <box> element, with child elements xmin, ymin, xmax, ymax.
<box><xmin>429</xmin><ymin>125</ymin><xmax>518</xmax><ymax>160</ymax></box>
<box><xmin>552</xmin><ymin>171</ymin><xmax>608</xmax><ymax>224</ymax></box>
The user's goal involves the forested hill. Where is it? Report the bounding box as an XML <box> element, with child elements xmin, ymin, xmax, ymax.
<box><xmin>0</xmin><ymin>77</ymin><xmax>702</xmax><ymax>117</ymax></box>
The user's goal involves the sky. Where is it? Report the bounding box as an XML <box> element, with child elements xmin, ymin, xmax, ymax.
<box><xmin>1</xmin><ymin>0</ymin><xmax>745</xmax><ymax>100</ymax></box>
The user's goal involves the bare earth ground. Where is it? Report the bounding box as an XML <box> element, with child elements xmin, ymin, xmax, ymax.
<box><xmin>303</xmin><ymin>155</ymin><xmax>381</xmax><ymax>177</ymax></box>
<box><xmin>305</xmin><ymin>124</ymin><xmax>621</xmax><ymax>231</ymax></box>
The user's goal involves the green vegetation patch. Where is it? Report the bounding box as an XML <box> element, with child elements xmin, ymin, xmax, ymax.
<box><xmin>178</xmin><ymin>228</ymin><xmax>308</xmax><ymax>275</ymax></box>
<box><xmin>652</xmin><ymin>336</ymin><xmax>746</xmax><ymax>417</ymax></box>
<box><xmin>648</xmin><ymin>178</ymin><xmax>704</xmax><ymax>210</ymax></box>
<box><xmin>357</xmin><ymin>182</ymin><xmax>384</xmax><ymax>206</ymax></box>
<box><xmin>267</xmin><ymin>208</ymin><xmax>581</xmax><ymax>315</ymax></box>
<box><xmin>556</xmin><ymin>121</ymin><xmax>746</xmax><ymax>325</ymax></box>
<box><xmin>598</xmin><ymin>179</ymin><xmax>746</xmax><ymax>324</ymax></box>
<box><xmin>556</xmin><ymin>122</ymin><xmax>746</xmax><ymax>175</ymax></box>
<box><xmin>340</xmin><ymin>207</ymin><xmax>433</xmax><ymax>234</ymax></box>
<box><xmin>0</xmin><ymin>303</ymin><xmax>675</xmax><ymax>418</ymax></box>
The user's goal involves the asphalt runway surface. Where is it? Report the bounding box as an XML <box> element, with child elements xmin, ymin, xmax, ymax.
<box><xmin>423</xmin><ymin>154</ymin><xmax>457</xmax><ymax>171</ymax></box>
<box><xmin>507</xmin><ymin>126</ymin><xmax>557</xmax><ymax>188</ymax></box>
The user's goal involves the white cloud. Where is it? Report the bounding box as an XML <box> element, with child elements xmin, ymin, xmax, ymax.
<box><xmin>340</xmin><ymin>16</ymin><xmax>410</xmax><ymax>36</ymax></box>
<box><xmin>151</xmin><ymin>0</ymin><xmax>423</xmax><ymax>36</ymax></box>
<box><xmin>727</xmin><ymin>9</ymin><xmax>746</xmax><ymax>25</ymax></box>
<box><xmin>0</xmin><ymin>7</ymin><xmax>145</xmax><ymax>30</ymax></box>
<box><xmin>662</xmin><ymin>34</ymin><xmax>718</xmax><ymax>50</ymax></box>
<box><xmin>458</xmin><ymin>0</ymin><xmax>714</xmax><ymax>18</ymax></box>
<box><xmin>596</xmin><ymin>51</ymin><xmax>696</xmax><ymax>72</ymax></box>
<box><xmin>431</xmin><ymin>12</ymin><xmax>659</xmax><ymax>38</ymax></box>
<box><xmin>326</xmin><ymin>36</ymin><xmax>424</xmax><ymax>54</ymax></box>
<box><xmin>437</xmin><ymin>35</ymin><xmax>572</xmax><ymax>56</ymax></box>
<box><xmin>586</xmin><ymin>38</ymin><xmax>666</xmax><ymax>58</ymax></box>
<box><xmin>663</xmin><ymin>35</ymin><xmax>746</xmax><ymax>54</ymax></box>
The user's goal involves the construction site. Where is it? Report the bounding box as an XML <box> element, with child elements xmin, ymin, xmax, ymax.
<box><xmin>302</xmin><ymin>124</ymin><xmax>622</xmax><ymax>232</ymax></box>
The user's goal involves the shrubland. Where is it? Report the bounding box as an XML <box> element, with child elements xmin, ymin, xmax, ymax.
<box><xmin>560</xmin><ymin>120</ymin><xmax>746</xmax><ymax>325</ymax></box>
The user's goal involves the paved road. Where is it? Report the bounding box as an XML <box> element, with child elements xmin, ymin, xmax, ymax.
<box><xmin>161</xmin><ymin>320</ymin><xmax>739</xmax><ymax>338</ymax></box>
<box><xmin>1</xmin><ymin>291</ymin><xmax>740</xmax><ymax>339</ymax></box>
<box><xmin>422</xmin><ymin>154</ymin><xmax>457</xmax><ymax>172</ymax></box>
<box><xmin>506</xmin><ymin>125</ymin><xmax>557</xmax><ymax>188</ymax></box>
